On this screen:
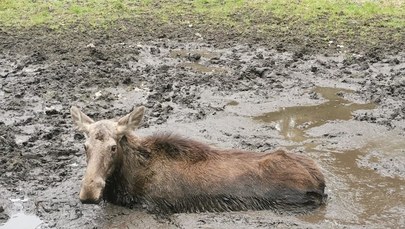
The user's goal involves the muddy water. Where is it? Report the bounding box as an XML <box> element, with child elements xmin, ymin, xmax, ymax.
<box><xmin>0</xmin><ymin>212</ymin><xmax>42</xmax><ymax>229</ymax></box>
<box><xmin>254</xmin><ymin>87</ymin><xmax>405</xmax><ymax>228</ymax></box>
<box><xmin>170</xmin><ymin>50</ymin><xmax>220</xmax><ymax>59</ymax></box>
<box><xmin>0</xmin><ymin>198</ymin><xmax>43</xmax><ymax>229</ymax></box>
<box><xmin>254</xmin><ymin>87</ymin><xmax>376</xmax><ymax>142</ymax></box>
<box><xmin>178</xmin><ymin>62</ymin><xmax>226</xmax><ymax>73</ymax></box>
<box><xmin>226</xmin><ymin>100</ymin><xmax>239</xmax><ymax>106</ymax></box>
<box><xmin>171</xmin><ymin>49</ymin><xmax>228</xmax><ymax>73</ymax></box>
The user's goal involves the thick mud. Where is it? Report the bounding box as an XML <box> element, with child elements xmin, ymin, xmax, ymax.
<box><xmin>0</xmin><ymin>29</ymin><xmax>404</xmax><ymax>228</ymax></box>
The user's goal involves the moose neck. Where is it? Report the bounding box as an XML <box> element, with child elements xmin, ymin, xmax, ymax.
<box><xmin>103</xmin><ymin>134</ymin><xmax>147</xmax><ymax>207</ymax></box>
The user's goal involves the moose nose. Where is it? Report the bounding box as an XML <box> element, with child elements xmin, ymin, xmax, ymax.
<box><xmin>79</xmin><ymin>189</ymin><xmax>103</xmax><ymax>204</ymax></box>
<box><xmin>80</xmin><ymin>196</ymin><xmax>102</xmax><ymax>204</ymax></box>
<box><xmin>79</xmin><ymin>178</ymin><xmax>105</xmax><ymax>204</ymax></box>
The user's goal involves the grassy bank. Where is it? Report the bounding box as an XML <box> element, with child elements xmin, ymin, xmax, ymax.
<box><xmin>1</xmin><ymin>0</ymin><xmax>404</xmax><ymax>28</ymax></box>
<box><xmin>1</xmin><ymin>0</ymin><xmax>404</xmax><ymax>52</ymax></box>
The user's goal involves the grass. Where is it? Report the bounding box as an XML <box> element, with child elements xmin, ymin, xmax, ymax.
<box><xmin>0</xmin><ymin>0</ymin><xmax>142</xmax><ymax>29</ymax></box>
<box><xmin>0</xmin><ymin>0</ymin><xmax>403</xmax><ymax>28</ymax></box>
<box><xmin>0</xmin><ymin>0</ymin><xmax>404</xmax><ymax>49</ymax></box>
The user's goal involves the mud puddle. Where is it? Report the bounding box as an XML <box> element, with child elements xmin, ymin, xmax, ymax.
<box><xmin>254</xmin><ymin>87</ymin><xmax>376</xmax><ymax>142</ymax></box>
<box><xmin>170</xmin><ymin>50</ymin><xmax>220</xmax><ymax>59</ymax></box>
<box><xmin>0</xmin><ymin>212</ymin><xmax>42</xmax><ymax>229</ymax></box>
<box><xmin>254</xmin><ymin>87</ymin><xmax>405</xmax><ymax>228</ymax></box>
<box><xmin>299</xmin><ymin>143</ymin><xmax>405</xmax><ymax>228</ymax></box>
<box><xmin>178</xmin><ymin>62</ymin><xmax>226</xmax><ymax>74</ymax></box>
<box><xmin>0</xmin><ymin>198</ymin><xmax>42</xmax><ymax>229</ymax></box>
<box><xmin>170</xmin><ymin>49</ymin><xmax>228</xmax><ymax>73</ymax></box>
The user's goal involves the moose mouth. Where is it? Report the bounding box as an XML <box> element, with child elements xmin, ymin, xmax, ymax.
<box><xmin>79</xmin><ymin>188</ymin><xmax>104</xmax><ymax>204</ymax></box>
<box><xmin>80</xmin><ymin>197</ymin><xmax>102</xmax><ymax>204</ymax></box>
<box><xmin>79</xmin><ymin>178</ymin><xmax>106</xmax><ymax>204</ymax></box>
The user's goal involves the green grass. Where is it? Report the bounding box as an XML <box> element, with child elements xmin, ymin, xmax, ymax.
<box><xmin>0</xmin><ymin>0</ymin><xmax>143</xmax><ymax>29</ymax></box>
<box><xmin>1</xmin><ymin>0</ymin><xmax>403</xmax><ymax>28</ymax></box>
<box><xmin>189</xmin><ymin>0</ymin><xmax>405</xmax><ymax>29</ymax></box>
<box><xmin>0</xmin><ymin>0</ymin><xmax>404</xmax><ymax>45</ymax></box>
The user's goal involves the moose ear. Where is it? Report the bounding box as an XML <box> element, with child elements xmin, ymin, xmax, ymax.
<box><xmin>117</xmin><ymin>106</ymin><xmax>145</xmax><ymax>136</ymax></box>
<box><xmin>70</xmin><ymin>106</ymin><xmax>94</xmax><ymax>133</ymax></box>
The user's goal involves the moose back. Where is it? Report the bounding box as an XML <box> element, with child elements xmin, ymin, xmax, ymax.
<box><xmin>71</xmin><ymin>106</ymin><xmax>327</xmax><ymax>213</ymax></box>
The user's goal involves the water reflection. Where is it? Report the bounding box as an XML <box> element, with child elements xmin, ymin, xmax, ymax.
<box><xmin>254</xmin><ymin>87</ymin><xmax>404</xmax><ymax>227</ymax></box>
<box><xmin>254</xmin><ymin>87</ymin><xmax>376</xmax><ymax>142</ymax></box>
<box><xmin>0</xmin><ymin>212</ymin><xmax>42</xmax><ymax>229</ymax></box>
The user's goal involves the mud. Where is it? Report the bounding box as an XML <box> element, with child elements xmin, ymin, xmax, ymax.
<box><xmin>0</xmin><ymin>27</ymin><xmax>404</xmax><ymax>228</ymax></box>
<box><xmin>253</xmin><ymin>87</ymin><xmax>376</xmax><ymax>142</ymax></box>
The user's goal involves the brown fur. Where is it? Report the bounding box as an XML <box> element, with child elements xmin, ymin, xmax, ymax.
<box><xmin>103</xmin><ymin>133</ymin><xmax>327</xmax><ymax>213</ymax></box>
<box><xmin>70</xmin><ymin>106</ymin><xmax>327</xmax><ymax>213</ymax></box>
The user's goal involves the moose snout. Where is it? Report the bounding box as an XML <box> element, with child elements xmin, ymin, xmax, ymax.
<box><xmin>79</xmin><ymin>177</ymin><xmax>105</xmax><ymax>204</ymax></box>
<box><xmin>80</xmin><ymin>196</ymin><xmax>101</xmax><ymax>204</ymax></box>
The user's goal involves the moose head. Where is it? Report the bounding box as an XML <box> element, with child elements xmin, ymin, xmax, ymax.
<box><xmin>70</xmin><ymin>106</ymin><xmax>145</xmax><ymax>203</ymax></box>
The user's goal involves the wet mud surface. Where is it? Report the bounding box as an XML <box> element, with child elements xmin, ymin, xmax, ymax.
<box><xmin>0</xmin><ymin>29</ymin><xmax>405</xmax><ymax>228</ymax></box>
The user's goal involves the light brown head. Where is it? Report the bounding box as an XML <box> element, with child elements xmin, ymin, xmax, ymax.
<box><xmin>70</xmin><ymin>106</ymin><xmax>145</xmax><ymax>204</ymax></box>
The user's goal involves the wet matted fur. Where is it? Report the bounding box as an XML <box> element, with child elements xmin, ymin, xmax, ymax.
<box><xmin>71</xmin><ymin>106</ymin><xmax>327</xmax><ymax>214</ymax></box>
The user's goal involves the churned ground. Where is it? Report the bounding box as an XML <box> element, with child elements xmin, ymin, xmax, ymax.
<box><xmin>1</xmin><ymin>1</ymin><xmax>404</xmax><ymax>228</ymax></box>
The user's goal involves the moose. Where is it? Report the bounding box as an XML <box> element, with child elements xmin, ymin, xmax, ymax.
<box><xmin>71</xmin><ymin>106</ymin><xmax>327</xmax><ymax>213</ymax></box>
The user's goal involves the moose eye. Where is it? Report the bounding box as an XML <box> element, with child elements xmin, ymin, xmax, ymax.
<box><xmin>84</xmin><ymin>145</ymin><xmax>88</xmax><ymax>151</ymax></box>
<box><xmin>111</xmin><ymin>145</ymin><xmax>117</xmax><ymax>152</ymax></box>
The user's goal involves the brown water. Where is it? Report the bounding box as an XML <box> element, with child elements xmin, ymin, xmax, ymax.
<box><xmin>170</xmin><ymin>50</ymin><xmax>220</xmax><ymax>59</ymax></box>
<box><xmin>254</xmin><ymin>87</ymin><xmax>405</xmax><ymax>227</ymax></box>
<box><xmin>299</xmin><ymin>147</ymin><xmax>405</xmax><ymax>227</ymax></box>
<box><xmin>170</xmin><ymin>49</ymin><xmax>227</xmax><ymax>73</ymax></box>
<box><xmin>178</xmin><ymin>62</ymin><xmax>226</xmax><ymax>73</ymax></box>
<box><xmin>254</xmin><ymin>87</ymin><xmax>376</xmax><ymax>142</ymax></box>
<box><xmin>226</xmin><ymin>100</ymin><xmax>239</xmax><ymax>106</ymax></box>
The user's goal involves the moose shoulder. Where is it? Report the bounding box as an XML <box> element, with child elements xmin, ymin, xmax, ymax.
<box><xmin>71</xmin><ymin>106</ymin><xmax>327</xmax><ymax>213</ymax></box>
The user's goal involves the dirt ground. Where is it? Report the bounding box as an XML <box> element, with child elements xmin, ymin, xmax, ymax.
<box><xmin>0</xmin><ymin>22</ymin><xmax>404</xmax><ymax>229</ymax></box>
